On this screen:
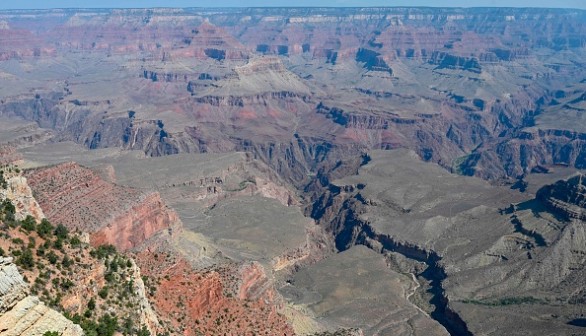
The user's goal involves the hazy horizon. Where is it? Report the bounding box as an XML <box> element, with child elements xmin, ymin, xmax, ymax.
<box><xmin>1</xmin><ymin>0</ymin><xmax>586</xmax><ymax>10</ymax></box>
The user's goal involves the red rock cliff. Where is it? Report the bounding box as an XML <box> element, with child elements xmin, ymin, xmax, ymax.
<box><xmin>25</xmin><ymin>162</ymin><xmax>179</xmax><ymax>251</ymax></box>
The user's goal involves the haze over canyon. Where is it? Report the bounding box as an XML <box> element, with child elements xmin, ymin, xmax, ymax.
<box><xmin>0</xmin><ymin>6</ymin><xmax>585</xmax><ymax>336</ymax></box>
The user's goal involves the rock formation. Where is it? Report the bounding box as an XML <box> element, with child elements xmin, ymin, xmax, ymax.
<box><xmin>0</xmin><ymin>257</ymin><xmax>27</xmax><ymax>314</ymax></box>
<box><xmin>0</xmin><ymin>172</ymin><xmax>45</xmax><ymax>222</ymax></box>
<box><xmin>1</xmin><ymin>6</ymin><xmax>586</xmax><ymax>336</ymax></box>
<box><xmin>537</xmin><ymin>174</ymin><xmax>586</xmax><ymax>221</ymax></box>
<box><xmin>0</xmin><ymin>257</ymin><xmax>84</xmax><ymax>336</ymax></box>
<box><xmin>25</xmin><ymin>162</ymin><xmax>179</xmax><ymax>251</ymax></box>
<box><xmin>0</xmin><ymin>296</ymin><xmax>84</xmax><ymax>336</ymax></box>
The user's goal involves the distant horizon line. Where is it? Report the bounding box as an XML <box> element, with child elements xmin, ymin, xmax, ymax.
<box><xmin>1</xmin><ymin>6</ymin><xmax>585</xmax><ymax>10</ymax></box>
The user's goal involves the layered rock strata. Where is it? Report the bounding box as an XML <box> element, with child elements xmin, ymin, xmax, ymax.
<box><xmin>25</xmin><ymin>162</ymin><xmax>179</xmax><ymax>251</ymax></box>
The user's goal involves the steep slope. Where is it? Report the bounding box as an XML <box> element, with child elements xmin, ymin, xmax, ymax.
<box><xmin>25</xmin><ymin>162</ymin><xmax>179</xmax><ymax>251</ymax></box>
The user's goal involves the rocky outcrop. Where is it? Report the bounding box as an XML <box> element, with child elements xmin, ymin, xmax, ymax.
<box><xmin>0</xmin><ymin>173</ymin><xmax>45</xmax><ymax>222</ymax></box>
<box><xmin>25</xmin><ymin>162</ymin><xmax>179</xmax><ymax>251</ymax></box>
<box><xmin>170</xmin><ymin>21</ymin><xmax>250</xmax><ymax>61</ymax></box>
<box><xmin>0</xmin><ymin>296</ymin><xmax>84</xmax><ymax>336</ymax></box>
<box><xmin>0</xmin><ymin>257</ymin><xmax>27</xmax><ymax>314</ymax></box>
<box><xmin>355</xmin><ymin>48</ymin><xmax>392</xmax><ymax>74</ymax></box>
<box><xmin>141</xmin><ymin>70</ymin><xmax>190</xmax><ymax>83</ymax></box>
<box><xmin>127</xmin><ymin>259</ymin><xmax>161</xmax><ymax>334</ymax></box>
<box><xmin>309</xmin><ymin>329</ymin><xmax>364</xmax><ymax>336</ymax></box>
<box><xmin>234</xmin><ymin>56</ymin><xmax>288</xmax><ymax>76</ymax></box>
<box><xmin>0</xmin><ymin>257</ymin><xmax>83</xmax><ymax>336</ymax></box>
<box><xmin>429</xmin><ymin>51</ymin><xmax>482</xmax><ymax>73</ymax></box>
<box><xmin>537</xmin><ymin>174</ymin><xmax>586</xmax><ymax>221</ymax></box>
<box><xmin>138</xmin><ymin>256</ymin><xmax>294</xmax><ymax>335</ymax></box>
<box><xmin>237</xmin><ymin>262</ymin><xmax>274</xmax><ymax>302</ymax></box>
<box><xmin>480</xmin><ymin>48</ymin><xmax>530</xmax><ymax>62</ymax></box>
<box><xmin>90</xmin><ymin>192</ymin><xmax>179</xmax><ymax>251</ymax></box>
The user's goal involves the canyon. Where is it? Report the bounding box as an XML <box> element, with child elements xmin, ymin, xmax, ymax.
<box><xmin>0</xmin><ymin>6</ymin><xmax>585</xmax><ymax>336</ymax></box>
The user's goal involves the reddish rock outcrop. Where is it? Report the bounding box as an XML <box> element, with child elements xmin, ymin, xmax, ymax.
<box><xmin>136</xmin><ymin>253</ymin><xmax>295</xmax><ymax>335</ymax></box>
<box><xmin>25</xmin><ymin>162</ymin><xmax>179</xmax><ymax>251</ymax></box>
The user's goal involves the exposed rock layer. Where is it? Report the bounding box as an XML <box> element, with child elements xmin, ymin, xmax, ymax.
<box><xmin>25</xmin><ymin>162</ymin><xmax>179</xmax><ymax>251</ymax></box>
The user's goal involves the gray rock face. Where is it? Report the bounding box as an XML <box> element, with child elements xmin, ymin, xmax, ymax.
<box><xmin>537</xmin><ymin>174</ymin><xmax>586</xmax><ymax>221</ymax></box>
<box><xmin>0</xmin><ymin>257</ymin><xmax>27</xmax><ymax>314</ymax></box>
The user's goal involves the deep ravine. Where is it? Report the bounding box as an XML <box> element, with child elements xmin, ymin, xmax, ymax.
<box><xmin>308</xmin><ymin>182</ymin><xmax>473</xmax><ymax>336</ymax></box>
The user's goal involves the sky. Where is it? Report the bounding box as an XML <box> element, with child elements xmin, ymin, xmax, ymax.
<box><xmin>1</xmin><ymin>1</ymin><xmax>585</xmax><ymax>10</ymax></box>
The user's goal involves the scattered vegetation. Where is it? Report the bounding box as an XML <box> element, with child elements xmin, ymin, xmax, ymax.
<box><xmin>43</xmin><ymin>332</ymin><xmax>60</xmax><ymax>336</ymax></box>
<box><xmin>0</xmin><ymin>206</ymin><xmax>152</xmax><ymax>336</ymax></box>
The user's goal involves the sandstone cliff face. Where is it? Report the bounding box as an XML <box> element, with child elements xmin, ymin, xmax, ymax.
<box><xmin>90</xmin><ymin>192</ymin><xmax>179</xmax><ymax>251</ymax></box>
<box><xmin>2</xmin><ymin>7</ymin><xmax>584</xmax><ymax>62</ymax></box>
<box><xmin>25</xmin><ymin>162</ymin><xmax>179</xmax><ymax>251</ymax></box>
<box><xmin>429</xmin><ymin>51</ymin><xmax>482</xmax><ymax>73</ymax></box>
<box><xmin>0</xmin><ymin>257</ymin><xmax>84</xmax><ymax>336</ymax></box>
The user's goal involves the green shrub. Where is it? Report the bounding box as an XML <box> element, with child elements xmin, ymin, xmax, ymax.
<box><xmin>36</xmin><ymin>247</ymin><xmax>45</xmax><ymax>256</ymax></box>
<box><xmin>27</xmin><ymin>237</ymin><xmax>36</xmax><ymax>249</ymax></box>
<box><xmin>54</xmin><ymin>224</ymin><xmax>69</xmax><ymax>240</ymax></box>
<box><xmin>90</xmin><ymin>244</ymin><xmax>117</xmax><ymax>259</ymax></box>
<box><xmin>53</xmin><ymin>238</ymin><xmax>63</xmax><ymax>250</ymax></box>
<box><xmin>137</xmin><ymin>326</ymin><xmax>150</xmax><ymax>336</ymax></box>
<box><xmin>1</xmin><ymin>199</ymin><xmax>16</xmax><ymax>221</ymax></box>
<box><xmin>61</xmin><ymin>279</ymin><xmax>74</xmax><ymax>290</ymax></box>
<box><xmin>62</xmin><ymin>255</ymin><xmax>73</xmax><ymax>268</ymax></box>
<box><xmin>96</xmin><ymin>314</ymin><xmax>118</xmax><ymax>336</ymax></box>
<box><xmin>46</xmin><ymin>251</ymin><xmax>58</xmax><ymax>264</ymax></box>
<box><xmin>37</xmin><ymin>219</ymin><xmax>54</xmax><ymax>238</ymax></box>
<box><xmin>21</xmin><ymin>215</ymin><xmax>37</xmax><ymax>232</ymax></box>
<box><xmin>104</xmin><ymin>272</ymin><xmax>115</xmax><ymax>283</ymax></box>
<box><xmin>16</xmin><ymin>249</ymin><xmax>34</xmax><ymax>269</ymax></box>
<box><xmin>109</xmin><ymin>259</ymin><xmax>118</xmax><ymax>272</ymax></box>
<box><xmin>70</xmin><ymin>235</ymin><xmax>81</xmax><ymax>247</ymax></box>
<box><xmin>43</xmin><ymin>332</ymin><xmax>60</xmax><ymax>336</ymax></box>
<box><xmin>98</xmin><ymin>286</ymin><xmax>109</xmax><ymax>299</ymax></box>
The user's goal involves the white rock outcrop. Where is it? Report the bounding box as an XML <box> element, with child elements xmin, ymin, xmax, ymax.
<box><xmin>0</xmin><ymin>257</ymin><xmax>27</xmax><ymax>314</ymax></box>
<box><xmin>0</xmin><ymin>296</ymin><xmax>84</xmax><ymax>336</ymax></box>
